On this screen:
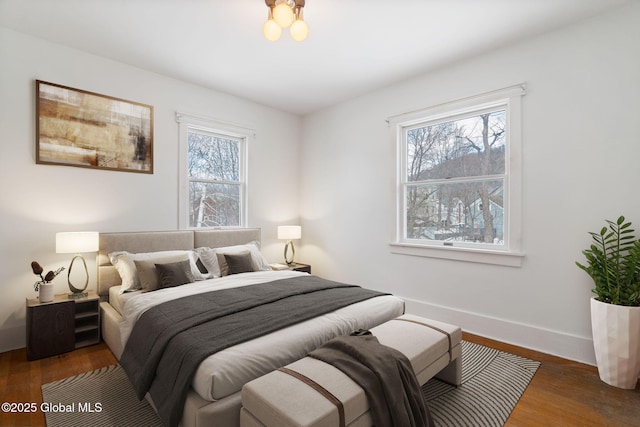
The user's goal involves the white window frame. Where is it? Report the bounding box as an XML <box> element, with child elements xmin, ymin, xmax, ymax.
<box><xmin>176</xmin><ymin>112</ymin><xmax>253</xmax><ymax>229</ymax></box>
<box><xmin>388</xmin><ymin>84</ymin><xmax>526</xmax><ymax>267</ymax></box>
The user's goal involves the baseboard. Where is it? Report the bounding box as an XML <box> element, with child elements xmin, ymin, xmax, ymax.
<box><xmin>401</xmin><ymin>296</ymin><xmax>597</xmax><ymax>366</ymax></box>
<box><xmin>0</xmin><ymin>324</ymin><xmax>25</xmax><ymax>354</ymax></box>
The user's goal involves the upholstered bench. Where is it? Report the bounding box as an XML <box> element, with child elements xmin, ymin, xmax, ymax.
<box><xmin>240</xmin><ymin>314</ymin><xmax>462</xmax><ymax>427</ymax></box>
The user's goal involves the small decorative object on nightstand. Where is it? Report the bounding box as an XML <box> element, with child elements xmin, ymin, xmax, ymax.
<box><xmin>56</xmin><ymin>231</ymin><xmax>99</xmax><ymax>299</ymax></box>
<box><xmin>30</xmin><ymin>261</ymin><xmax>64</xmax><ymax>303</ymax></box>
<box><xmin>26</xmin><ymin>290</ymin><xmax>101</xmax><ymax>360</ymax></box>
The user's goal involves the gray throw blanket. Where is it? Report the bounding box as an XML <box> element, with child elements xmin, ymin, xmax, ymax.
<box><xmin>119</xmin><ymin>275</ymin><xmax>388</xmax><ymax>427</ymax></box>
<box><xmin>309</xmin><ymin>331</ymin><xmax>434</xmax><ymax>427</ymax></box>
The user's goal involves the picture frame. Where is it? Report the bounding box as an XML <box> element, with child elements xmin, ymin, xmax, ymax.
<box><xmin>36</xmin><ymin>80</ymin><xmax>154</xmax><ymax>174</ymax></box>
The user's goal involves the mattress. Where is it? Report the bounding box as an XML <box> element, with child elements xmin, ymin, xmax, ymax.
<box><xmin>108</xmin><ymin>285</ymin><xmax>140</xmax><ymax>315</ymax></box>
<box><xmin>116</xmin><ymin>270</ymin><xmax>405</xmax><ymax>401</ymax></box>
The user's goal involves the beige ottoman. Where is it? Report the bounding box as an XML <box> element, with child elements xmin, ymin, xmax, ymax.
<box><xmin>240</xmin><ymin>314</ymin><xmax>462</xmax><ymax>427</ymax></box>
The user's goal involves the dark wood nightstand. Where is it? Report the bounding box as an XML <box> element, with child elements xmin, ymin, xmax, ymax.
<box><xmin>26</xmin><ymin>290</ymin><xmax>101</xmax><ymax>360</ymax></box>
<box><xmin>287</xmin><ymin>263</ymin><xmax>311</xmax><ymax>273</ymax></box>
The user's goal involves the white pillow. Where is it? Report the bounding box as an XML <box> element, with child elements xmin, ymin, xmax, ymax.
<box><xmin>195</xmin><ymin>241</ymin><xmax>271</xmax><ymax>278</ymax></box>
<box><xmin>217</xmin><ymin>241</ymin><xmax>271</xmax><ymax>271</ymax></box>
<box><xmin>109</xmin><ymin>250</ymin><xmax>207</xmax><ymax>293</ymax></box>
<box><xmin>194</xmin><ymin>247</ymin><xmax>221</xmax><ymax>278</ymax></box>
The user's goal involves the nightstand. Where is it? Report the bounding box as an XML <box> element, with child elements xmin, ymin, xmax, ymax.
<box><xmin>287</xmin><ymin>263</ymin><xmax>311</xmax><ymax>274</ymax></box>
<box><xmin>26</xmin><ymin>290</ymin><xmax>101</xmax><ymax>360</ymax></box>
<box><xmin>269</xmin><ymin>262</ymin><xmax>312</xmax><ymax>273</ymax></box>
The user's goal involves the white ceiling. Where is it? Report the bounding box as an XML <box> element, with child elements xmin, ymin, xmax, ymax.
<box><xmin>0</xmin><ymin>0</ymin><xmax>632</xmax><ymax>115</ymax></box>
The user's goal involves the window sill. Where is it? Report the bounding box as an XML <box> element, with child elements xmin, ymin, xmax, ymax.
<box><xmin>389</xmin><ymin>242</ymin><xmax>523</xmax><ymax>267</ymax></box>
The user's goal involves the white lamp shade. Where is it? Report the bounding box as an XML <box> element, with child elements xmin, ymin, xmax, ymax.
<box><xmin>56</xmin><ymin>231</ymin><xmax>99</xmax><ymax>254</ymax></box>
<box><xmin>277</xmin><ymin>225</ymin><xmax>301</xmax><ymax>240</ymax></box>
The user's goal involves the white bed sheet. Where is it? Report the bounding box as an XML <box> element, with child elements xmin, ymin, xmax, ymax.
<box><xmin>108</xmin><ymin>285</ymin><xmax>141</xmax><ymax>316</ymax></box>
<box><xmin>118</xmin><ymin>270</ymin><xmax>405</xmax><ymax>401</ymax></box>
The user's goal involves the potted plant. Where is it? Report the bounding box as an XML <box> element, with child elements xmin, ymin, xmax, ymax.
<box><xmin>576</xmin><ymin>215</ymin><xmax>640</xmax><ymax>389</ymax></box>
<box><xmin>31</xmin><ymin>261</ymin><xmax>64</xmax><ymax>303</ymax></box>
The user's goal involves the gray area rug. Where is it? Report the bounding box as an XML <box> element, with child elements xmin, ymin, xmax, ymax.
<box><xmin>42</xmin><ymin>340</ymin><xmax>539</xmax><ymax>427</ymax></box>
<box><xmin>41</xmin><ymin>364</ymin><xmax>163</xmax><ymax>427</ymax></box>
<box><xmin>424</xmin><ymin>340</ymin><xmax>540</xmax><ymax>426</ymax></box>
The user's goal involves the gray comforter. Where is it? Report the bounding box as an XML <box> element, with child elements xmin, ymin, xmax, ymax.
<box><xmin>120</xmin><ymin>275</ymin><xmax>388</xmax><ymax>427</ymax></box>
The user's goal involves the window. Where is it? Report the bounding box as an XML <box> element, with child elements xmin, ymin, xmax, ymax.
<box><xmin>390</xmin><ymin>85</ymin><xmax>525</xmax><ymax>266</ymax></box>
<box><xmin>177</xmin><ymin>113</ymin><xmax>252</xmax><ymax>228</ymax></box>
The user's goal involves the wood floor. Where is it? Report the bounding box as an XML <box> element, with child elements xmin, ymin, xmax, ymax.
<box><xmin>0</xmin><ymin>333</ymin><xmax>638</xmax><ymax>427</ymax></box>
<box><xmin>468</xmin><ymin>334</ymin><xmax>640</xmax><ymax>427</ymax></box>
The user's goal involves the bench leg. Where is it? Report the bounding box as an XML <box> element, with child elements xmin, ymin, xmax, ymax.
<box><xmin>435</xmin><ymin>356</ymin><xmax>462</xmax><ymax>386</ymax></box>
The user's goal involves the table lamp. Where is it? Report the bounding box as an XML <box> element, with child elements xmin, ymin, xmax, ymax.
<box><xmin>277</xmin><ymin>225</ymin><xmax>301</xmax><ymax>265</ymax></box>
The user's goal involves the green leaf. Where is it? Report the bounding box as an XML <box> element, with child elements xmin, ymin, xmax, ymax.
<box><xmin>577</xmin><ymin>216</ymin><xmax>640</xmax><ymax>306</ymax></box>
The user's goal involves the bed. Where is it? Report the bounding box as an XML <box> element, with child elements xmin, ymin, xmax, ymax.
<box><xmin>97</xmin><ymin>229</ymin><xmax>405</xmax><ymax>427</ymax></box>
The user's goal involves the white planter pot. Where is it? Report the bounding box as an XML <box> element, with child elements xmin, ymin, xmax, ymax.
<box><xmin>590</xmin><ymin>297</ymin><xmax>640</xmax><ymax>389</ymax></box>
<box><xmin>38</xmin><ymin>283</ymin><xmax>54</xmax><ymax>303</ymax></box>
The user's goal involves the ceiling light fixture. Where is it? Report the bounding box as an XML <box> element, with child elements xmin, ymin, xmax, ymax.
<box><xmin>263</xmin><ymin>0</ymin><xmax>309</xmax><ymax>42</ymax></box>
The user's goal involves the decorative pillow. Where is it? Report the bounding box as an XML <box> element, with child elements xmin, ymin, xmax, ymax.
<box><xmin>245</xmin><ymin>241</ymin><xmax>272</xmax><ymax>271</ymax></box>
<box><xmin>134</xmin><ymin>254</ymin><xmax>190</xmax><ymax>291</ymax></box>
<box><xmin>155</xmin><ymin>260</ymin><xmax>194</xmax><ymax>289</ymax></box>
<box><xmin>109</xmin><ymin>250</ymin><xmax>207</xmax><ymax>293</ymax></box>
<box><xmin>109</xmin><ymin>251</ymin><xmax>142</xmax><ymax>293</ymax></box>
<box><xmin>195</xmin><ymin>247</ymin><xmax>221</xmax><ymax>277</ymax></box>
<box><xmin>223</xmin><ymin>251</ymin><xmax>256</xmax><ymax>275</ymax></box>
<box><xmin>214</xmin><ymin>241</ymin><xmax>271</xmax><ymax>271</ymax></box>
<box><xmin>216</xmin><ymin>253</ymin><xmax>230</xmax><ymax>277</ymax></box>
<box><xmin>195</xmin><ymin>258</ymin><xmax>208</xmax><ymax>274</ymax></box>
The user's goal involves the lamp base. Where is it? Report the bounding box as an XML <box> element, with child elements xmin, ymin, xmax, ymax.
<box><xmin>67</xmin><ymin>254</ymin><xmax>89</xmax><ymax>295</ymax></box>
<box><xmin>67</xmin><ymin>292</ymin><xmax>88</xmax><ymax>299</ymax></box>
<box><xmin>284</xmin><ymin>240</ymin><xmax>296</xmax><ymax>265</ymax></box>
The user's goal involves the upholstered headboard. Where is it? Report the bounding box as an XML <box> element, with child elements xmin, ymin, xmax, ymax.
<box><xmin>97</xmin><ymin>228</ymin><xmax>261</xmax><ymax>297</ymax></box>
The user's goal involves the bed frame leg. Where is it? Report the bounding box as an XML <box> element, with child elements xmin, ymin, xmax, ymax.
<box><xmin>435</xmin><ymin>356</ymin><xmax>462</xmax><ymax>386</ymax></box>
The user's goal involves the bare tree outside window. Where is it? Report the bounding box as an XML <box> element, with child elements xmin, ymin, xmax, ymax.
<box><xmin>404</xmin><ymin>110</ymin><xmax>506</xmax><ymax>245</ymax></box>
<box><xmin>392</xmin><ymin>85</ymin><xmax>524</xmax><ymax>264</ymax></box>
<box><xmin>188</xmin><ymin>130</ymin><xmax>242</xmax><ymax>227</ymax></box>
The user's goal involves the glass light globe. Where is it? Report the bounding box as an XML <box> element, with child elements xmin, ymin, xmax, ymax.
<box><xmin>290</xmin><ymin>19</ymin><xmax>309</xmax><ymax>42</ymax></box>
<box><xmin>273</xmin><ymin>3</ymin><xmax>294</xmax><ymax>28</ymax></box>
<box><xmin>263</xmin><ymin>19</ymin><xmax>282</xmax><ymax>41</ymax></box>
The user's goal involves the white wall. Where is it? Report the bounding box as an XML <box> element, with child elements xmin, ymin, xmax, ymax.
<box><xmin>299</xmin><ymin>3</ymin><xmax>640</xmax><ymax>365</ymax></box>
<box><xmin>0</xmin><ymin>28</ymin><xmax>302</xmax><ymax>352</ymax></box>
<box><xmin>2</xmin><ymin>5</ymin><xmax>638</xmax><ymax>364</ymax></box>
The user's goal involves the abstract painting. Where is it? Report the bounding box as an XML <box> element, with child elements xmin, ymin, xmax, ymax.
<box><xmin>36</xmin><ymin>80</ymin><xmax>154</xmax><ymax>173</ymax></box>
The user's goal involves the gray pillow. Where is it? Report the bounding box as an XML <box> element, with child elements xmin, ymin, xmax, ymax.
<box><xmin>134</xmin><ymin>254</ymin><xmax>190</xmax><ymax>291</ymax></box>
<box><xmin>223</xmin><ymin>251</ymin><xmax>255</xmax><ymax>275</ymax></box>
<box><xmin>155</xmin><ymin>260</ymin><xmax>194</xmax><ymax>289</ymax></box>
